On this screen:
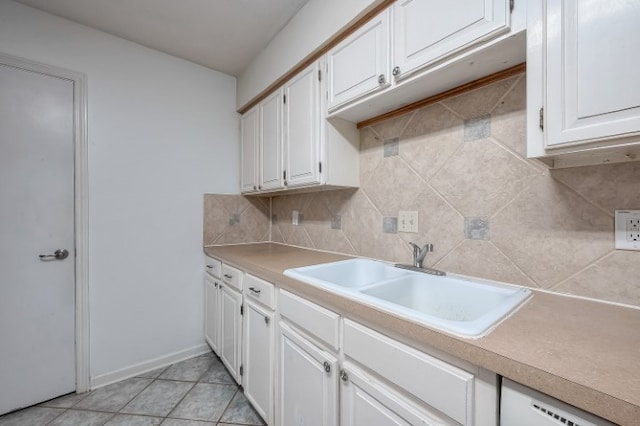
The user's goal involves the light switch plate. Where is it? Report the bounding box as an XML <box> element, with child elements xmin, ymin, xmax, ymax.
<box><xmin>398</xmin><ymin>211</ymin><xmax>418</xmax><ymax>233</ymax></box>
<box><xmin>615</xmin><ymin>210</ymin><xmax>640</xmax><ymax>251</ymax></box>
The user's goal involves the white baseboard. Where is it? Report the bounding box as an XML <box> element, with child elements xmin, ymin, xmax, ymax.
<box><xmin>90</xmin><ymin>343</ymin><xmax>211</xmax><ymax>390</ymax></box>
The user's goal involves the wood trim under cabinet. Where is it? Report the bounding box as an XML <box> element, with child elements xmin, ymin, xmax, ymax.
<box><xmin>356</xmin><ymin>63</ymin><xmax>526</xmax><ymax>129</ymax></box>
<box><xmin>238</xmin><ymin>0</ymin><xmax>396</xmax><ymax>115</ymax></box>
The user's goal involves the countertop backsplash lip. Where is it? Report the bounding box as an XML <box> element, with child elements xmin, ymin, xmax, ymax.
<box><xmin>203</xmin><ymin>242</ymin><xmax>640</xmax><ymax>426</ymax></box>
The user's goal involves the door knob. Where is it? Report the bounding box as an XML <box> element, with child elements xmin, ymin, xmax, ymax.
<box><xmin>39</xmin><ymin>248</ymin><xmax>69</xmax><ymax>260</ymax></box>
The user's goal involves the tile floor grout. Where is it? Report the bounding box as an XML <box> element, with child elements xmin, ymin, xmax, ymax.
<box><xmin>0</xmin><ymin>351</ymin><xmax>264</xmax><ymax>426</ymax></box>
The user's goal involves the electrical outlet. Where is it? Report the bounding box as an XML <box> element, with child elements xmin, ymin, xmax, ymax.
<box><xmin>398</xmin><ymin>211</ymin><xmax>418</xmax><ymax>233</ymax></box>
<box><xmin>615</xmin><ymin>210</ymin><xmax>640</xmax><ymax>250</ymax></box>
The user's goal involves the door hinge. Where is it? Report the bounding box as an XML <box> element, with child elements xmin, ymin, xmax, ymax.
<box><xmin>510</xmin><ymin>0</ymin><xmax>514</xmax><ymax>13</ymax></box>
<box><xmin>539</xmin><ymin>107</ymin><xmax>544</xmax><ymax>131</ymax></box>
<box><xmin>239</xmin><ymin>365</ymin><xmax>243</xmax><ymax>376</ymax></box>
<box><xmin>318</xmin><ymin>70</ymin><xmax>322</xmax><ymax>82</ymax></box>
<box><xmin>240</xmin><ymin>304</ymin><xmax>244</xmax><ymax>316</ymax></box>
<box><xmin>319</xmin><ymin>162</ymin><xmax>322</xmax><ymax>174</ymax></box>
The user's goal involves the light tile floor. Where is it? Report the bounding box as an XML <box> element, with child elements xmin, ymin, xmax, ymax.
<box><xmin>0</xmin><ymin>352</ymin><xmax>265</xmax><ymax>426</ymax></box>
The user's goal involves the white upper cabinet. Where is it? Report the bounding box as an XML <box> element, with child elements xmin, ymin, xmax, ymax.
<box><xmin>240</xmin><ymin>58</ymin><xmax>360</xmax><ymax>195</ymax></box>
<box><xmin>259</xmin><ymin>88</ymin><xmax>284</xmax><ymax>191</ymax></box>
<box><xmin>393</xmin><ymin>0</ymin><xmax>510</xmax><ymax>80</ymax></box>
<box><xmin>325</xmin><ymin>0</ymin><xmax>523</xmax><ymax>122</ymax></box>
<box><xmin>326</xmin><ymin>9</ymin><xmax>391</xmax><ymax>112</ymax></box>
<box><xmin>240</xmin><ymin>107</ymin><xmax>258</xmax><ymax>193</ymax></box>
<box><xmin>284</xmin><ymin>61</ymin><xmax>322</xmax><ymax>188</ymax></box>
<box><xmin>527</xmin><ymin>0</ymin><xmax>640</xmax><ymax>167</ymax></box>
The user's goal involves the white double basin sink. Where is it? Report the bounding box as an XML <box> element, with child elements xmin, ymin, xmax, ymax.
<box><xmin>284</xmin><ymin>259</ymin><xmax>531</xmax><ymax>338</ymax></box>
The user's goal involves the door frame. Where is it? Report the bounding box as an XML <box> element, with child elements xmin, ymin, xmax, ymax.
<box><xmin>0</xmin><ymin>52</ymin><xmax>90</xmax><ymax>393</ymax></box>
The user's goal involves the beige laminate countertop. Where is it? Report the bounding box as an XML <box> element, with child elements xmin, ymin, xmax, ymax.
<box><xmin>204</xmin><ymin>243</ymin><xmax>640</xmax><ymax>425</ymax></box>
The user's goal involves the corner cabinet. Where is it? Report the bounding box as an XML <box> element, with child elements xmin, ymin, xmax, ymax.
<box><xmin>527</xmin><ymin>0</ymin><xmax>640</xmax><ymax>167</ymax></box>
<box><xmin>240</xmin><ymin>58</ymin><xmax>360</xmax><ymax>195</ymax></box>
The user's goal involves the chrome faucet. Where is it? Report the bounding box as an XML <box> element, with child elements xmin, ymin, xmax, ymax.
<box><xmin>409</xmin><ymin>242</ymin><xmax>433</xmax><ymax>268</ymax></box>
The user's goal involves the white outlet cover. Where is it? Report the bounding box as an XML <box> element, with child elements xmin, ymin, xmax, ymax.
<box><xmin>398</xmin><ymin>211</ymin><xmax>419</xmax><ymax>233</ymax></box>
<box><xmin>614</xmin><ymin>210</ymin><xmax>640</xmax><ymax>251</ymax></box>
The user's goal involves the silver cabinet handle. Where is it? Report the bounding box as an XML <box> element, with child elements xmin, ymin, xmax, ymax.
<box><xmin>323</xmin><ymin>361</ymin><xmax>331</xmax><ymax>373</ymax></box>
<box><xmin>378</xmin><ymin>74</ymin><xmax>386</xmax><ymax>84</ymax></box>
<box><xmin>340</xmin><ymin>369</ymin><xmax>349</xmax><ymax>382</ymax></box>
<box><xmin>392</xmin><ymin>66</ymin><xmax>400</xmax><ymax>76</ymax></box>
<box><xmin>249</xmin><ymin>287</ymin><xmax>261</xmax><ymax>294</ymax></box>
<box><xmin>39</xmin><ymin>248</ymin><xmax>69</xmax><ymax>260</ymax></box>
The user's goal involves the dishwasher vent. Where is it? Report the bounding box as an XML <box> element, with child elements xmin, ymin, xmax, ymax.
<box><xmin>532</xmin><ymin>403</ymin><xmax>580</xmax><ymax>426</ymax></box>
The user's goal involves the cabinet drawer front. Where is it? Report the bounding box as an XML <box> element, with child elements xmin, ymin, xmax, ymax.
<box><xmin>244</xmin><ymin>274</ymin><xmax>275</xmax><ymax>309</ymax></box>
<box><xmin>221</xmin><ymin>263</ymin><xmax>243</xmax><ymax>291</ymax></box>
<box><xmin>205</xmin><ymin>256</ymin><xmax>222</xmax><ymax>279</ymax></box>
<box><xmin>278</xmin><ymin>289</ymin><xmax>340</xmax><ymax>351</ymax></box>
<box><xmin>343</xmin><ymin>319</ymin><xmax>473</xmax><ymax>425</ymax></box>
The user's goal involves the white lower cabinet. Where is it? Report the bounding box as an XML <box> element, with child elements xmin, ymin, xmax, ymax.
<box><xmin>204</xmin><ymin>274</ymin><xmax>221</xmax><ymax>355</ymax></box>
<box><xmin>277</xmin><ymin>321</ymin><xmax>338</xmax><ymax>426</ymax></box>
<box><xmin>219</xmin><ymin>282</ymin><xmax>242</xmax><ymax>383</ymax></box>
<box><xmin>340</xmin><ymin>362</ymin><xmax>448</xmax><ymax>426</ymax></box>
<box><xmin>205</xmin><ymin>262</ymin><xmax>498</xmax><ymax>426</ymax></box>
<box><xmin>242</xmin><ymin>274</ymin><xmax>276</xmax><ymax>425</ymax></box>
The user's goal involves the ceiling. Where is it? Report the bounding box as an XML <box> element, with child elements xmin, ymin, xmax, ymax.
<box><xmin>13</xmin><ymin>0</ymin><xmax>311</xmax><ymax>76</ymax></box>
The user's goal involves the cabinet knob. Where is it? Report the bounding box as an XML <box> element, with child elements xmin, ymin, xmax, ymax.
<box><xmin>392</xmin><ymin>66</ymin><xmax>400</xmax><ymax>77</ymax></box>
<box><xmin>378</xmin><ymin>74</ymin><xmax>386</xmax><ymax>85</ymax></box>
<box><xmin>340</xmin><ymin>369</ymin><xmax>349</xmax><ymax>382</ymax></box>
<box><xmin>258</xmin><ymin>185</ymin><xmax>262</xmax><ymax>190</ymax></box>
<box><xmin>323</xmin><ymin>361</ymin><xmax>331</xmax><ymax>373</ymax></box>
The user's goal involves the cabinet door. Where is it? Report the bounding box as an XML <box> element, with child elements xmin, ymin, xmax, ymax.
<box><xmin>240</xmin><ymin>107</ymin><xmax>259</xmax><ymax>193</ymax></box>
<box><xmin>327</xmin><ymin>9</ymin><xmax>390</xmax><ymax>111</ymax></box>
<box><xmin>277</xmin><ymin>321</ymin><xmax>338</xmax><ymax>426</ymax></box>
<box><xmin>243</xmin><ymin>299</ymin><xmax>274</xmax><ymax>425</ymax></box>
<box><xmin>259</xmin><ymin>89</ymin><xmax>285</xmax><ymax>190</ymax></box>
<box><xmin>283</xmin><ymin>62</ymin><xmax>322</xmax><ymax>188</ymax></box>
<box><xmin>340</xmin><ymin>363</ymin><xmax>450</xmax><ymax>426</ymax></box>
<box><xmin>544</xmin><ymin>0</ymin><xmax>640</xmax><ymax>148</ymax></box>
<box><xmin>220</xmin><ymin>284</ymin><xmax>242</xmax><ymax>383</ymax></box>
<box><xmin>393</xmin><ymin>0</ymin><xmax>510</xmax><ymax>80</ymax></box>
<box><xmin>204</xmin><ymin>275</ymin><xmax>220</xmax><ymax>356</ymax></box>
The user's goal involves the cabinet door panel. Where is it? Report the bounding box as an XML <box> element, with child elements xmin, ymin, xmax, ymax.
<box><xmin>243</xmin><ymin>299</ymin><xmax>274</xmax><ymax>425</ymax></box>
<box><xmin>394</xmin><ymin>0</ymin><xmax>509</xmax><ymax>79</ymax></box>
<box><xmin>545</xmin><ymin>0</ymin><xmax>640</xmax><ymax>147</ymax></box>
<box><xmin>341</xmin><ymin>364</ymin><xmax>450</xmax><ymax>426</ymax></box>
<box><xmin>220</xmin><ymin>285</ymin><xmax>242</xmax><ymax>383</ymax></box>
<box><xmin>327</xmin><ymin>9</ymin><xmax>390</xmax><ymax>111</ymax></box>
<box><xmin>259</xmin><ymin>89</ymin><xmax>284</xmax><ymax>190</ymax></box>
<box><xmin>240</xmin><ymin>107</ymin><xmax>258</xmax><ymax>193</ymax></box>
<box><xmin>204</xmin><ymin>275</ymin><xmax>220</xmax><ymax>356</ymax></box>
<box><xmin>284</xmin><ymin>63</ymin><xmax>321</xmax><ymax>187</ymax></box>
<box><xmin>278</xmin><ymin>322</ymin><xmax>338</xmax><ymax>426</ymax></box>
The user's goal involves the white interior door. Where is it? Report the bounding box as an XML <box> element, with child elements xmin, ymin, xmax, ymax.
<box><xmin>0</xmin><ymin>62</ymin><xmax>76</xmax><ymax>414</ymax></box>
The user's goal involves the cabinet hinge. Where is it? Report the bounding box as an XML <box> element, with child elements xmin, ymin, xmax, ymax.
<box><xmin>510</xmin><ymin>0</ymin><xmax>514</xmax><ymax>13</ymax></box>
<box><xmin>240</xmin><ymin>304</ymin><xmax>244</xmax><ymax>316</ymax></box>
<box><xmin>318</xmin><ymin>70</ymin><xmax>322</xmax><ymax>82</ymax></box>
<box><xmin>539</xmin><ymin>107</ymin><xmax>544</xmax><ymax>131</ymax></box>
<box><xmin>239</xmin><ymin>365</ymin><xmax>243</xmax><ymax>376</ymax></box>
<box><xmin>319</xmin><ymin>161</ymin><xmax>322</xmax><ymax>174</ymax></box>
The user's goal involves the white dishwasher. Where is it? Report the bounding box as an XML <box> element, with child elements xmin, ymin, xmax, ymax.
<box><xmin>501</xmin><ymin>379</ymin><xmax>615</xmax><ymax>426</ymax></box>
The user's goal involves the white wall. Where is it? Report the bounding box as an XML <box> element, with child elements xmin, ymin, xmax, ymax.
<box><xmin>236</xmin><ymin>0</ymin><xmax>382</xmax><ymax>109</ymax></box>
<box><xmin>0</xmin><ymin>0</ymin><xmax>239</xmax><ymax>385</ymax></box>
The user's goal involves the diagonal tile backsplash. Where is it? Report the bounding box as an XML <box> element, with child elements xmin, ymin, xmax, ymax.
<box><xmin>204</xmin><ymin>72</ymin><xmax>640</xmax><ymax>308</ymax></box>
